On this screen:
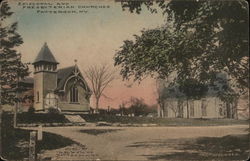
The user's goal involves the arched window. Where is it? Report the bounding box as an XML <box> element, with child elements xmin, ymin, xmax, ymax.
<box><xmin>48</xmin><ymin>65</ymin><xmax>51</xmax><ymax>71</ymax></box>
<box><xmin>37</xmin><ymin>91</ymin><xmax>39</xmax><ymax>102</ymax></box>
<box><xmin>70</xmin><ymin>86</ymin><xmax>78</xmax><ymax>103</ymax></box>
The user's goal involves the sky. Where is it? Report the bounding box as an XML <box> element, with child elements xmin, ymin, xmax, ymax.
<box><xmin>6</xmin><ymin>0</ymin><xmax>166</xmax><ymax>109</ymax></box>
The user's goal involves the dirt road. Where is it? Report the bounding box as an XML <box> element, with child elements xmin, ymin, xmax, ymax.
<box><xmin>24</xmin><ymin>125</ymin><xmax>249</xmax><ymax>160</ymax></box>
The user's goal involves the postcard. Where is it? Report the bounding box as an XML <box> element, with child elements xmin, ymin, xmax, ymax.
<box><xmin>0</xmin><ymin>0</ymin><xmax>249</xmax><ymax>160</ymax></box>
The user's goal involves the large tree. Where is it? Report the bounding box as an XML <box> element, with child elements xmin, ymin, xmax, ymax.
<box><xmin>178</xmin><ymin>79</ymin><xmax>208</xmax><ymax>119</ymax></box>
<box><xmin>84</xmin><ymin>64</ymin><xmax>115</xmax><ymax>111</ymax></box>
<box><xmin>115</xmin><ymin>0</ymin><xmax>249</xmax><ymax>90</ymax></box>
<box><xmin>0</xmin><ymin>1</ymin><xmax>29</xmax><ymax>106</ymax></box>
<box><xmin>0</xmin><ymin>0</ymin><xmax>29</xmax><ymax>155</ymax></box>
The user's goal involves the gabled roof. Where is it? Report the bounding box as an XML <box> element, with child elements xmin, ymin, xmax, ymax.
<box><xmin>56</xmin><ymin>65</ymin><xmax>91</xmax><ymax>93</ymax></box>
<box><xmin>57</xmin><ymin>66</ymin><xmax>75</xmax><ymax>90</ymax></box>
<box><xmin>33</xmin><ymin>42</ymin><xmax>58</xmax><ymax>64</ymax></box>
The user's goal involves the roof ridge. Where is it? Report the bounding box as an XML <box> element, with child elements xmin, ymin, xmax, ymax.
<box><xmin>57</xmin><ymin>65</ymin><xmax>75</xmax><ymax>71</ymax></box>
<box><xmin>33</xmin><ymin>43</ymin><xmax>59</xmax><ymax>64</ymax></box>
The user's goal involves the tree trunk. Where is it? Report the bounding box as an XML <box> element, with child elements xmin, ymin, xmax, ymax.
<box><xmin>232</xmin><ymin>99</ymin><xmax>238</xmax><ymax>119</ymax></box>
<box><xmin>234</xmin><ymin>99</ymin><xmax>238</xmax><ymax>119</ymax></box>
<box><xmin>14</xmin><ymin>74</ymin><xmax>19</xmax><ymax>128</ymax></box>
<box><xmin>157</xmin><ymin>104</ymin><xmax>161</xmax><ymax>118</ymax></box>
<box><xmin>14</xmin><ymin>103</ymin><xmax>17</xmax><ymax>128</ymax></box>
<box><xmin>163</xmin><ymin>102</ymin><xmax>167</xmax><ymax>117</ymax></box>
<box><xmin>226</xmin><ymin>102</ymin><xmax>231</xmax><ymax>118</ymax></box>
<box><xmin>95</xmin><ymin>97</ymin><xmax>99</xmax><ymax>113</ymax></box>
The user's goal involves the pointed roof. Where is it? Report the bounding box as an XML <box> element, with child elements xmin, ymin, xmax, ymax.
<box><xmin>33</xmin><ymin>42</ymin><xmax>59</xmax><ymax>64</ymax></box>
<box><xmin>56</xmin><ymin>65</ymin><xmax>91</xmax><ymax>93</ymax></box>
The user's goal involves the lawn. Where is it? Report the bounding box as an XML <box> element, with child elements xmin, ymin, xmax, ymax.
<box><xmin>1</xmin><ymin>112</ymin><xmax>75</xmax><ymax>160</ymax></box>
<box><xmin>13</xmin><ymin>112</ymin><xmax>248</xmax><ymax>126</ymax></box>
<box><xmin>80</xmin><ymin>114</ymin><xmax>248</xmax><ymax>126</ymax></box>
<box><xmin>134</xmin><ymin>133</ymin><xmax>250</xmax><ymax>160</ymax></box>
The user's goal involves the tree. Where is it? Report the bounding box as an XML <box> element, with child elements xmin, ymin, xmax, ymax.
<box><xmin>115</xmin><ymin>0</ymin><xmax>248</xmax><ymax>90</ymax></box>
<box><xmin>178</xmin><ymin>79</ymin><xmax>208</xmax><ymax>119</ymax></box>
<box><xmin>212</xmin><ymin>74</ymin><xmax>240</xmax><ymax>119</ymax></box>
<box><xmin>84</xmin><ymin>64</ymin><xmax>115</xmax><ymax>111</ymax></box>
<box><xmin>0</xmin><ymin>1</ymin><xmax>29</xmax><ymax>105</ymax></box>
<box><xmin>0</xmin><ymin>0</ymin><xmax>29</xmax><ymax>155</ymax></box>
<box><xmin>126</xmin><ymin>97</ymin><xmax>152</xmax><ymax>116</ymax></box>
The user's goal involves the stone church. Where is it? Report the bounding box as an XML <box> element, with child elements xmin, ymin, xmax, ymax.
<box><xmin>30</xmin><ymin>43</ymin><xmax>92</xmax><ymax>113</ymax></box>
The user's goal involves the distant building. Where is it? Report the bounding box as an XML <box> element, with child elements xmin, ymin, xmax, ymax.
<box><xmin>20</xmin><ymin>43</ymin><xmax>92</xmax><ymax>113</ymax></box>
<box><xmin>160</xmin><ymin>73</ymin><xmax>239</xmax><ymax>119</ymax></box>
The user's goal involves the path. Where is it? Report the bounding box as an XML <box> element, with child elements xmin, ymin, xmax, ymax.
<box><xmin>24</xmin><ymin>125</ymin><xmax>248</xmax><ymax>160</ymax></box>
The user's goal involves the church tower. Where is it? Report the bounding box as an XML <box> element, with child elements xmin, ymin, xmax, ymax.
<box><xmin>33</xmin><ymin>43</ymin><xmax>59</xmax><ymax>111</ymax></box>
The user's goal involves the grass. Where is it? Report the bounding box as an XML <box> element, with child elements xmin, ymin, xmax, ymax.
<box><xmin>14</xmin><ymin>112</ymin><xmax>248</xmax><ymax>126</ymax></box>
<box><xmin>80</xmin><ymin>114</ymin><xmax>249</xmax><ymax>126</ymax></box>
<box><xmin>140</xmin><ymin>134</ymin><xmax>250</xmax><ymax>160</ymax></box>
<box><xmin>1</xmin><ymin>112</ymin><xmax>75</xmax><ymax>160</ymax></box>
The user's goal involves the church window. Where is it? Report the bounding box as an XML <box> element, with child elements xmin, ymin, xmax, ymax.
<box><xmin>70</xmin><ymin>86</ymin><xmax>78</xmax><ymax>103</ymax></box>
<box><xmin>48</xmin><ymin>65</ymin><xmax>51</xmax><ymax>71</ymax></box>
<box><xmin>37</xmin><ymin>91</ymin><xmax>39</xmax><ymax>102</ymax></box>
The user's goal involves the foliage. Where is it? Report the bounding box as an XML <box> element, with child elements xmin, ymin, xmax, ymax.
<box><xmin>27</xmin><ymin>106</ymin><xmax>35</xmax><ymax>114</ymax></box>
<box><xmin>80</xmin><ymin>113</ymin><xmax>248</xmax><ymax>125</ymax></box>
<box><xmin>178</xmin><ymin>79</ymin><xmax>208</xmax><ymax>100</ymax></box>
<box><xmin>127</xmin><ymin>97</ymin><xmax>153</xmax><ymax>116</ymax></box>
<box><xmin>47</xmin><ymin>107</ymin><xmax>60</xmax><ymax>115</ymax></box>
<box><xmin>115</xmin><ymin>0</ymin><xmax>249</xmax><ymax>90</ymax></box>
<box><xmin>119</xmin><ymin>97</ymin><xmax>157</xmax><ymax>116</ymax></box>
<box><xmin>17</xmin><ymin>112</ymin><xmax>69</xmax><ymax>123</ymax></box>
<box><xmin>1</xmin><ymin>112</ymin><xmax>74</xmax><ymax>160</ymax></box>
<box><xmin>1</xmin><ymin>112</ymin><xmax>30</xmax><ymax>160</ymax></box>
<box><xmin>0</xmin><ymin>1</ymin><xmax>29</xmax><ymax>105</ymax></box>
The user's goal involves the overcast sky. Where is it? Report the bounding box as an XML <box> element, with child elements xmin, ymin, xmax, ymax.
<box><xmin>6</xmin><ymin>0</ymin><xmax>165</xmax><ymax>108</ymax></box>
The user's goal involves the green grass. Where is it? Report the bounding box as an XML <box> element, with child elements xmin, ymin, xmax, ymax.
<box><xmin>80</xmin><ymin>114</ymin><xmax>249</xmax><ymax>126</ymax></box>
<box><xmin>1</xmin><ymin>112</ymin><xmax>75</xmax><ymax>160</ymax></box>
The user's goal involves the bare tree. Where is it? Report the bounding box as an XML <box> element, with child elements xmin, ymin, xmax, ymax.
<box><xmin>84</xmin><ymin>64</ymin><xmax>116</xmax><ymax>111</ymax></box>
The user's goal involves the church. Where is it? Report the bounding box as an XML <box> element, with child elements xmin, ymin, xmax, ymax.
<box><xmin>21</xmin><ymin>43</ymin><xmax>92</xmax><ymax>113</ymax></box>
<box><xmin>158</xmin><ymin>73</ymin><xmax>239</xmax><ymax>119</ymax></box>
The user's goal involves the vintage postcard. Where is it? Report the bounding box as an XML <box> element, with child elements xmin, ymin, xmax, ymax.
<box><xmin>0</xmin><ymin>0</ymin><xmax>249</xmax><ymax>160</ymax></box>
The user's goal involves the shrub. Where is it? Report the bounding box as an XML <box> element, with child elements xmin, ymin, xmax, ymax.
<box><xmin>47</xmin><ymin>107</ymin><xmax>60</xmax><ymax>114</ymax></box>
<box><xmin>27</xmin><ymin>106</ymin><xmax>35</xmax><ymax>114</ymax></box>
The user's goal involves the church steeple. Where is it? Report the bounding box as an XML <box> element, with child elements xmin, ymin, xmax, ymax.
<box><xmin>33</xmin><ymin>42</ymin><xmax>59</xmax><ymax>64</ymax></box>
<box><xmin>33</xmin><ymin>43</ymin><xmax>59</xmax><ymax>73</ymax></box>
<box><xmin>33</xmin><ymin>43</ymin><xmax>58</xmax><ymax>111</ymax></box>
